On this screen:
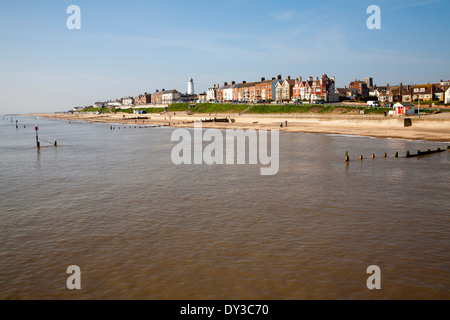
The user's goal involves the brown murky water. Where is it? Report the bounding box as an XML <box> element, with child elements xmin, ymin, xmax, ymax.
<box><xmin>0</xmin><ymin>116</ymin><xmax>449</xmax><ymax>299</ymax></box>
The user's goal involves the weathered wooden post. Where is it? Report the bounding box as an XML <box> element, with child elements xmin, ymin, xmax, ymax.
<box><xmin>359</xmin><ymin>155</ymin><xmax>363</xmax><ymax>161</ymax></box>
<box><xmin>372</xmin><ymin>154</ymin><xmax>375</xmax><ymax>159</ymax></box>
<box><xmin>384</xmin><ymin>152</ymin><xmax>387</xmax><ymax>158</ymax></box>
<box><xmin>406</xmin><ymin>151</ymin><xmax>410</xmax><ymax>157</ymax></box>
<box><xmin>16</xmin><ymin>120</ymin><xmax>18</xmax><ymax>129</ymax></box>
<box><xmin>345</xmin><ymin>151</ymin><xmax>349</xmax><ymax>162</ymax></box>
<box><xmin>394</xmin><ymin>152</ymin><xmax>398</xmax><ymax>158</ymax></box>
<box><xmin>35</xmin><ymin>126</ymin><xmax>40</xmax><ymax>148</ymax></box>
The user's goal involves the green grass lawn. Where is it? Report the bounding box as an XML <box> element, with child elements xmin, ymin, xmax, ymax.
<box><xmin>166</xmin><ymin>103</ymin><xmax>395</xmax><ymax>114</ymax></box>
<box><xmin>81</xmin><ymin>107</ymin><xmax>100</xmax><ymax>112</ymax></box>
<box><xmin>78</xmin><ymin>103</ymin><xmax>447</xmax><ymax>116</ymax></box>
<box><xmin>168</xmin><ymin>103</ymin><xmax>249</xmax><ymax>113</ymax></box>
<box><xmin>168</xmin><ymin>103</ymin><xmax>192</xmax><ymax>111</ymax></box>
<box><xmin>133</xmin><ymin>107</ymin><xmax>166</xmax><ymax>113</ymax></box>
<box><xmin>191</xmin><ymin>103</ymin><xmax>249</xmax><ymax>113</ymax></box>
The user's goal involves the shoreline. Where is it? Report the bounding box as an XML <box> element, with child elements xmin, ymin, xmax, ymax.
<box><xmin>30</xmin><ymin>112</ymin><xmax>450</xmax><ymax>142</ymax></box>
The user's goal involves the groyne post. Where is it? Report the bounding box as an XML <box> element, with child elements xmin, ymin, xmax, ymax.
<box><xmin>35</xmin><ymin>126</ymin><xmax>40</xmax><ymax>148</ymax></box>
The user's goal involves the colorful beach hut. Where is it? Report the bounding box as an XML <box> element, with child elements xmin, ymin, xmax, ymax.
<box><xmin>393</xmin><ymin>102</ymin><xmax>415</xmax><ymax>115</ymax></box>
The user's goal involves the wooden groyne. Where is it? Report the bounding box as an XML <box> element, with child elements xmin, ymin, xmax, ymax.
<box><xmin>346</xmin><ymin>146</ymin><xmax>449</xmax><ymax>161</ymax></box>
<box><xmin>406</xmin><ymin>147</ymin><xmax>448</xmax><ymax>158</ymax></box>
<box><xmin>201</xmin><ymin>117</ymin><xmax>231</xmax><ymax>123</ymax></box>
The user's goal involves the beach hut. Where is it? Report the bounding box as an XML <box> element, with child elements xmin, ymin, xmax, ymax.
<box><xmin>393</xmin><ymin>102</ymin><xmax>415</xmax><ymax>115</ymax></box>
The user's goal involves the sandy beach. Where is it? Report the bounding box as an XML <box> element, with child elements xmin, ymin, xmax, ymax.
<box><xmin>31</xmin><ymin>111</ymin><xmax>450</xmax><ymax>142</ymax></box>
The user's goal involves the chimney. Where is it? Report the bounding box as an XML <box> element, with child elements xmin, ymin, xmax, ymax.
<box><xmin>287</xmin><ymin>76</ymin><xmax>291</xmax><ymax>80</ymax></box>
<box><xmin>224</xmin><ymin>82</ymin><xmax>228</xmax><ymax>86</ymax></box>
<box><xmin>308</xmin><ymin>76</ymin><xmax>313</xmax><ymax>81</ymax></box>
<box><xmin>298</xmin><ymin>76</ymin><xmax>302</xmax><ymax>82</ymax></box>
<box><xmin>277</xmin><ymin>75</ymin><xmax>282</xmax><ymax>80</ymax></box>
<box><xmin>156</xmin><ymin>89</ymin><xmax>159</xmax><ymax>93</ymax></box>
<box><xmin>231</xmin><ymin>81</ymin><xmax>235</xmax><ymax>85</ymax></box>
<box><xmin>399</xmin><ymin>83</ymin><xmax>403</xmax><ymax>95</ymax></box>
<box><xmin>261</xmin><ymin>77</ymin><xmax>265</xmax><ymax>82</ymax></box>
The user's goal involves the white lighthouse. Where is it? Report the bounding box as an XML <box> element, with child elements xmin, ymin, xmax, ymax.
<box><xmin>188</xmin><ymin>77</ymin><xmax>195</xmax><ymax>95</ymax></box>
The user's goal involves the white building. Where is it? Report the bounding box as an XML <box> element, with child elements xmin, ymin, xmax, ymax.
<box><xmin>445</xmin><ymin>87</ymin><xmax>450</xmax><ymax>104</ymax></box>
<box><xmin>223</xmin><ymin>81</ymin><xmax>238</xmax><ymax>102</ymax></box>
<box><xmin>122</xmin><ymin>97</ymin><xmax>135</xmax><ymax>106</ymax></box>
<box><xmin>207</xmin><ymin>85</ymin><xmax>218</xmax><ymax>102</ymax></box>
<box><xmin>162</xmin><ymin>90</ymin><xmax>182</xmax><ymax>104</ymax></box>
<box><xmin>107</xmin><ymin>101</ymin><xmax>122</xmax><ymax>107</ymax></box>
<box><xmin>188</xmin><ymin>77</ymin><xmax>195</xmax><ymax>95</ymax></box>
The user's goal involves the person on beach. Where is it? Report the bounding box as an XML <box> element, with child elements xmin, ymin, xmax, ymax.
<box><xmin>280</xmin><ymin>122</ymin><xmax>283</xmax><ymax>128</ymax></box>
<box><xmin>285</xmin><ymin>121</ymin><xmax>288</xmax><ymax>127</ymax></box>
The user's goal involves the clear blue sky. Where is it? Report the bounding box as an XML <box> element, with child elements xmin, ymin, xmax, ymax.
<box><xmin>0</xmin><ymin>0</ymin><xmax>449</xmax><ymax>113</ymax></box>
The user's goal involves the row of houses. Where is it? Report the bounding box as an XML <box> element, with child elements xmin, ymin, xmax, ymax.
<box><xmin>374</xmin><ymin>82</ymin><xmax>449</xmax><ymax>104</ymax></box>
<box><xmin>343</xmin><ymin>79</ymin><xmax>450</xmax><ymax>104</ymax></box>
<box><xmin>92</xmin><ymin>90</ymin><xmax>194</xmax><ymax>109</ymax></box>
<box><xmin>208</xmin><ymin>74</ymin><xmax>339</xmax><ymax>103</ymax></box>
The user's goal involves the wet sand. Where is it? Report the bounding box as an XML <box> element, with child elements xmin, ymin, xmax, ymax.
<box><xmin>31</xmin><ymin>112</ymin><xmax>450</xmax><ymax>142</ymax></box>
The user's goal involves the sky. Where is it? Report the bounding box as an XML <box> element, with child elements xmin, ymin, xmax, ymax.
<box><xmin>0</xmin><ymin>0</ymin><xmax>449</xmax><ymax>114</ymax></box>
